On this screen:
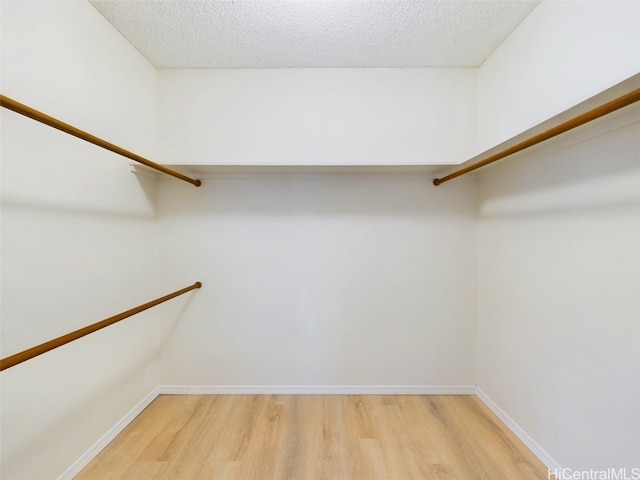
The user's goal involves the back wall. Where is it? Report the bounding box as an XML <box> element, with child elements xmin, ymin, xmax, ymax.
<box><xmin>156</xmin><ymin>168</ymin><xmax>477</xmax><ymax>388</ymax></box>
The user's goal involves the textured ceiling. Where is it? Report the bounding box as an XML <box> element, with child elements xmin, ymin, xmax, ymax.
<box><xmin>90</xmin><ymin>0</ymin><xmax>540</xmax><ymax>69</ymax></box>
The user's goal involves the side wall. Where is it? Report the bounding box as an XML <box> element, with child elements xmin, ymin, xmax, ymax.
<box><xmin>476</xmin><ymin>107</ymin><xmax>640</xmax><ymax>470</ymax></box>
<box><xmin>157</xmin><ymin>169</ymin><xmax>477</xmax><ymax>389</ymax></box>
<box><xmin>475</xmin><ymin>0</ymin><xmax>640</xmax><ymax>470</ymax></box>
<box><xmin>477</xmin><ymin>0</ymin><xmax>640</xmax><ymax>152</ymax></box>
<box><xmin>0</xmin><ymin>2</ymin><xmax>161</xmax><ymax>479</ymax></box>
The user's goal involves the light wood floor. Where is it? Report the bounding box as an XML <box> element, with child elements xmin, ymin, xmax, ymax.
<box><xmin>76</xmin><ymin>395</ymin><xmax>550</xmax><ymax>480</ymax></box>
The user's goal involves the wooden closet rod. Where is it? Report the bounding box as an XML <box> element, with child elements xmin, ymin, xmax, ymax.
<box><xmin>0</xmin><ymin>94</ymin><xmax>201</xmax><ymax>187</ymax></box>
<box><xmin>0</xmin><ymin>282</ymin><xmax>202</xmax><ymax>372</ymax></box>
<box><xmin>433</xmin><ymin>88</ymin><xmax>640</xmax><ymax>186</ymax></box>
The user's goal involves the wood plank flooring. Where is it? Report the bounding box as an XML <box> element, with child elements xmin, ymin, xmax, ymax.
<box><xmin>76</xmin><ymin>395</ymin><xmax>551</xmax><ymax>480</ymax></box>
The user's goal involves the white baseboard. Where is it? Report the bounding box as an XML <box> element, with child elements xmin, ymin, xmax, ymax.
<box><xmin>57</xmin><ymin>386</ymin><xmax>161</xmax><ymax>480</ymax></box>
<box><xmin>475</xmin><ymin>387</ymin><xmax>560</xmax><ymax>473</ymax></box>
<box><xmin>158</xmin><ymin>384</ymin><xmax>477</xmax><ymax>395</ymax></box>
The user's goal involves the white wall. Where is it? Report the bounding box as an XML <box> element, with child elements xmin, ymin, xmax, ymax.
<box><xmin>477</xmin><ymin>0</ymin><xmax>640</xmax><ymax>152</ymax></box>
<box><xmin>0</xmin><ymin>2</ymin><xmax>162</xmax><ymax>479</ymax></box>
<box><xmin>476</xmin><ymin>107</ymin><xmax>640</xmax><ymax>470</ymax></box>
<box><xmin>158</xmin><ymin>68</ymin><xmax>476</xmax><ymax>166</ymax></box>
<box><xmin>474</xmin><ymin>0</ymin><xmax>640</xmax><ymax>470</ymax></box>
<box><xmin>157</xmin><ymin>168</ymin><xmax>477</xmax><ymax>387</ymax></box>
